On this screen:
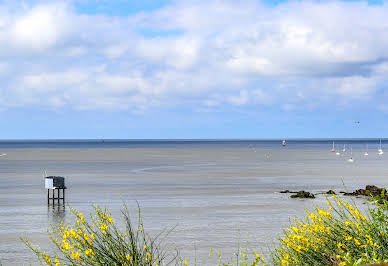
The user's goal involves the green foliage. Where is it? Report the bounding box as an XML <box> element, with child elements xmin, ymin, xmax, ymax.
<box><xmin>22</xmin><ymin>205</ymin><xmax>177</xmax><ymax>265</ymax></box>
<box><xmin>22</xmin><ymin>193</ymin><xmax>388</xmax><ymax>265</ymax></box>
<box><xmin>271</xmin><ymin>195</ymin><xmax>388</xmax><ymax>265</ymax></box>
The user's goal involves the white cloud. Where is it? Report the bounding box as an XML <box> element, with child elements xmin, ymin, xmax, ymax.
<box><xmin>0</xmin><ymin>0</ymin><xmax>387</xmax><ymax>113</ymax></box>
<box><xmin>135</xmin><ymin>36</ymin><xmax>200</xmax><ymax>69</ymax></box>
<box><xmin>7</xmin><ymin>3</ymin><xmax>74</xmax><ymax>53</ymax></box>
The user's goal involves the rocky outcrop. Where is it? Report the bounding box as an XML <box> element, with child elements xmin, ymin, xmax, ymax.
<box><xmin>342</xmin><ymin>185</ymin><xmax>387</xmax><ymax>200</ymax></box>
<box><xmin>290</xmin><ymin>191</ymin><xmax>315</xmax><ymax>199</ymax></box>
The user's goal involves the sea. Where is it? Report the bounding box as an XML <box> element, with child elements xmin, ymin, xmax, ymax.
<box><xmin>0</xmin><ymin>139</ymin><xmax>387</xmax><ymax>265</ymax></box>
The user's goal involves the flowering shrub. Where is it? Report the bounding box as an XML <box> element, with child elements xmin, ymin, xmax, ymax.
<box><xmin>22</xmin><ymin>195</ymin><xmax>388</xmax><ymax>265</ymax></box>
<box><xmin>22</xmin><ymin>205</ymin><xmax>176</xmax><ymax>266</ymax></box>
<box><xmin>271</xmin><ymin>195</ymin><xmax>388</xmax><ymax>265</ymax></box>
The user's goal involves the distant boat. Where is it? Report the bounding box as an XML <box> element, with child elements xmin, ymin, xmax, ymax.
<box><xmin>335</xmin><ymin>145</ymin><xmax>340</xmax><ymax>156</ymax></box>
<box><xmin>364</xmin><ymin>143</ymin><xmax>369</xmax><ymax>156</ymax></box>
<box><xmin>342</xmin><ymin>144</ymin><xmax>346</xmax><ymax>152</ymax></box>
<box><xmin>378</xmin><ymin>139</ymin><xmax>384</xmax><ymax>155</ymax></box>
<box><xmin>348</xmin><ymin>146</ymin><xmax>354</xmax><ymax>163</ymax></box>
<box><xmin>331</xmin><ymin>141</ymin><xmax>335</xmax><ymax>152</ymax></box>
<box><xmin>282</xmin><ymin>140</ymin><xmax>286</xmax><ymax>147</ymax></box>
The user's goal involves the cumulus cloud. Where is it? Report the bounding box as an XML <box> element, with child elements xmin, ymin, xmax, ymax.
<box><xmin>0</xmin><ymin>0</ymin><xmax>387</xmax><ymax>113</ymax></box>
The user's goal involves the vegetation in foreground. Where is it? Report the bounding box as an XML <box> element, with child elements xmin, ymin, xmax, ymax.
<box><xmin>272</xmin><ymin>194</ymin><xmax>388</xmax><ymax>265</ymax></box>
<box><xmin>22</xmin><ymin>205</ymin><xmax>177</xmax><ymax>266</ymax></box>
<box><xmin>23</xmin><ymin>192</ymin><xmax>388</xmax><ymax>265</ymax></box>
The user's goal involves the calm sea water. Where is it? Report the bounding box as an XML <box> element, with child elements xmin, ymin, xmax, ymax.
<box><xmin>0</xmin><ymin>139</ymin><xmax>387</xmax><ymax>265</ymax></box>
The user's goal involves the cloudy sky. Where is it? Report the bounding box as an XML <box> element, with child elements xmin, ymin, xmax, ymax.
<box><xmin>0</xmin><ymin>0</ymin><xmax>387</xmax><ymax>139</ymax></box>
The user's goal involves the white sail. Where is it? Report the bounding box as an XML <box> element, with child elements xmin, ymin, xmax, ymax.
<box><xmin>348</xmin><ymin>146</ymin><xmax>354</xmax><ymax>162</ymax></box>
<box><xmin>378</xmin><ymin>139</ymin><xmax>384</xmax><ymax>155</ymax></box>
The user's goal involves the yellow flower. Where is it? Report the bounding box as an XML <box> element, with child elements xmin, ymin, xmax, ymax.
<box><xmin>61</xmin><ymin>241</ymin><xmax>73</xmax><ymax>250</ymax></box>
<box><xmin>71</xmin><ymin>250</ymin><xmax>80</xmax><ymax>260</ymax></box>
<box><xmin>44</xmin><ymin>254</ymin><xmax>51</xmax><ymax>264</ymax></box>
<box><xmin>70</xmin><ymin>229</ymin><xmax>78</xmax><ymax>239</ymax></box>
<box><xmin>63</xmin><ymin>231</ymin><xmax>70</xmax><ymax>240</ymax></box>
<box><xmin>85</xmin><ymin>248</ymin><xmax>95</xmax><ymax>256</ymax></box>
<box><xmin>84</xmin><ymin>233</ymin><xmax>90</xmax><ymax>241</ymax></box>
<box><xmin>99</xmin><ymin>223</ymin><xmax>108</xmax><ymax>234</ymax></box>
<box><xmin>147</xmin><ymin>252</ymin><xmax>152</xmax><ymax>259</ymax></box>
<box><xmin>126</xmin><ymin>254</ymin><xmax>131</xmax><ymax>261</ymax></box>
<box><xmin>144</xmin><ymin>244</ymin><xmax>147</xmax><ymax>250</ymax></box>
<box><xmin>91</xmin><ymin>233</ymin><xmax>95</xmax><ymax>240</ymax></box>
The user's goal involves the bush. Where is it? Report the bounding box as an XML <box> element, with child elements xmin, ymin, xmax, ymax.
<box><xmin>22</xmin><ymin>205</ymin><xmax>177</xmax><ymax>266</ymax></box>
<box><xmin>271</xmin><ymin>195</ymin><xmax>388</xmax><ymax>265</ymax></box>
<box><xmin>22</xmin><ymin>195</ymin><xmax>388</xmax><ymax>265</ymax></box>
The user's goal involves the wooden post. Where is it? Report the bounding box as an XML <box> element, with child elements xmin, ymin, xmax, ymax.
<box><xmin>63</xmin><ymin>188</ymin><xmax>65</xmax><ymax>204</ymax></box>
<box><xmin>57</xmin><ymin>189</ymin><xmax>60</xmax><ymax>205</ymax></box>
<box><xmin>47</xmin><ymin>189</ymin><xmax>49</xmax><ymax>204</ymax></box>
<box><xmin>52</xmin><ymin>189</ymin><xmax>55</xmax><ymax>205</ymax></box>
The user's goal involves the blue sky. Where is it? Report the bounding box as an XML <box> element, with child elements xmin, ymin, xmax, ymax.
<box><xmin>0</xmin><ymin>0</ymin><xmax>388</xmax><ymax>139</ymax></box>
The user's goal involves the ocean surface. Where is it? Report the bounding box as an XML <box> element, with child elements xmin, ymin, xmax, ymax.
<box><xmin>0</xmin><ymin>139</ymin><xmax>387</xmax><ymax>265</ymax></box>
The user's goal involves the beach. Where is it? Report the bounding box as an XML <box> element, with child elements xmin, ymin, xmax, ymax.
<box><xmin>0</xmin><ymin>140</ymin><xmax>387</xmax><ymax>265</ymax></box>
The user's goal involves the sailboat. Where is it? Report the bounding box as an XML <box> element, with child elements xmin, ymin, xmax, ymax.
<box><xmin>282</xmin><ymin>140</ymin><xmax>286</xmax><ymax>147</ymax></box>
<box><xmin>348</xmin><ymin>146</ymin><xmax>354</xmax><ymax>163</ymax></box>
<box><xmin>342</xmin><ymin>144</ymin><xmax>346</xmax><ymax>152</ymax></box>
<box><xmin>335</xmin><ymin>145</ymin><xmax>340</xmax><ymax>156</ymax></box>
<box><xmin>331</xmin><ymin>141</ymin><xmax>335</xmax><ymax>152</ymax></box>
<box><xmin>378</xmin><ymin>139</ymin><xmax>384</xmax><ymax>155</ymax></box>
<box><xmin>364</xmin><ymin>143</ymin><xmax>369</xmax><ymax>156</ymax></box>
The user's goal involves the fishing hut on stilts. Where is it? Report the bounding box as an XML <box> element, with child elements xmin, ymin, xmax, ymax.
<box><xmin>45</xmin><ymin>176</ymin><xmax>66</xmax><ymax>205</ymax></box>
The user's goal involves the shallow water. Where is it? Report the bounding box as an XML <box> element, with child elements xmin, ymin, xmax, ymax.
<box><xmin>0</xmin><ymin>140</ymin><xmax>387</xmax><ymax>265</ymax></box>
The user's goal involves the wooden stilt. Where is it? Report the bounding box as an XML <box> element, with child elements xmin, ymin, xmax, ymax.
<box><xmin>47</xmin><ymin>189</ymin><xmax>49</xmax><ymax>204</ymax></box>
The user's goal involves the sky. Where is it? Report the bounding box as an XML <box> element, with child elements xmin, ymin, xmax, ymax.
<box><xmin>0</xmin><ymin>0</ymin><xmax>388</xmax><ymax>139</ymax></box>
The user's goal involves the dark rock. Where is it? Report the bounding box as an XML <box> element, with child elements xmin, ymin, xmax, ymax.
<box><xmin>280</xmin><ymin>190</ymin><xmax>291</xmax><ymax>193</ymax></box>
<box><xmin>343</xmin><ymin>185</ymin><xmax>388</xmax><ymax>200</ymax></box>
<box><xmin>290</xmin><ymin>191</ymin><xmax>315</xmax><ymax>199</ymax></box>
<box><xmin>326</xmin><ymin>190</ymin><xmax>336</xmax><ymax>195</ymax></box>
